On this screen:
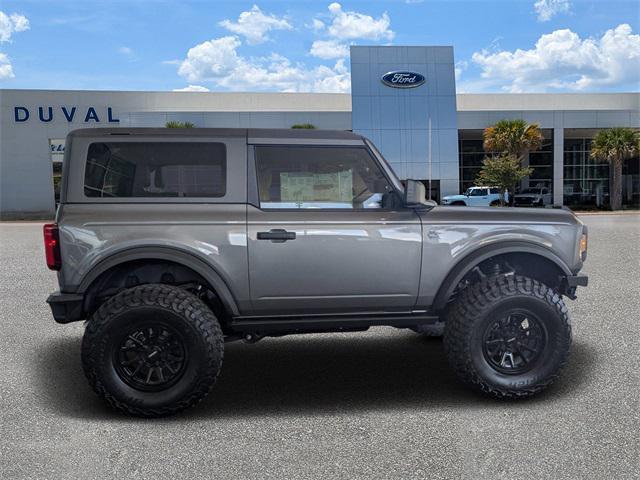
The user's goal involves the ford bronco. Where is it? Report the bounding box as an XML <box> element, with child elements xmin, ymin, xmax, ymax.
<box><xmin>45</xmin><ymin>128</ymin><xmax>588</xmax><ymax>417</ymax></box>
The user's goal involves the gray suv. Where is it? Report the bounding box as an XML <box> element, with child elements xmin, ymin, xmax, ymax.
<box><xmin>45</xmin><ymin>128</ymin><xmax>588</xmax><ymax>417</ymax></box>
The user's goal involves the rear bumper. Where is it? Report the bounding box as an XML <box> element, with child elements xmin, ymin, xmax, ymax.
<box><xmin>46</xmin><ymin>292</ymin><xmax>85</xmax><ymax>324</ymax></box>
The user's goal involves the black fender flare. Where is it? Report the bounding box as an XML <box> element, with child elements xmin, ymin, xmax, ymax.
<box><xmin>77</xmin><ymin>246</ymin><xmax>240</xmax><ymax>316</ymax></box>
<box><xmin>432</xmin><ymin>241</ymin><xmax>573</xmax><ymax>312</ymax></box>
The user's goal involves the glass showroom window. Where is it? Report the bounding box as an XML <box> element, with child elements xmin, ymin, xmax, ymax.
<box><xmin>528</xmin><ymin>131</ymin><xmax>553</xmax><ymax>192</ymax></box>
<box><xmin>563</xmin><ymin>137</ymin><xmax>609</xmax><ymax>208</ymax></box>
<box><xmin>458</xmin><ymin>129</ymin><xmax>555</xmax><ymax>194</ymax></box>
<box><xmin>458</xmin><ymin>131</ymin><xmax>487</xmax><ymax>193</ymax></box>
<box><xmin>49</xmin><ymin>139</ymin><xmax>65</xmax><ymax>205</ymax></box>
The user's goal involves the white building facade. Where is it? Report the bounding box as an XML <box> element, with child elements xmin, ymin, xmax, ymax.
<box><xmin>1</xmin><ymin>45</ymin><xmax>638</xmax><ymax>218</ymax></box>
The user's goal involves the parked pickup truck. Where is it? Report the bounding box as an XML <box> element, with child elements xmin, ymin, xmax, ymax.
<box><xmin>441</xmin><ymin>186</ymin><xmax>506</xmax><ymax>206</ymax></box>
<box><xmin>514</xmin><ymin>187</ymin><xmax>553</xmax><ymax>207</ymax></box>
<box><xmin>45</xmin><ymin>128</ymin><xmax>588</xmax><ymax>417</ymax></box>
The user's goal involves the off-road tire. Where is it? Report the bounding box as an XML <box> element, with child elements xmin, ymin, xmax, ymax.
<box><xmin>82</xmin><ymin>284</ymin><xmax>224</xmax><ymax>417</ymax></box>
<box><xmin>419</xmin><ymin>322</ymin><xmax>445</xmax><ymax>338</ymax></box>
<box><xmin>444</xmin><ymin>274</ymin><xmax>571</xmax><ymax>399</ymax></box>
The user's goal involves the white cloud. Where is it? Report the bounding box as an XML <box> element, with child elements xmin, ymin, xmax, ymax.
<box><xmin>177</xmin><ymin>35</ymin><xmax>350</xmax><ymax>92</ymax></box>
<box><xmin>219</xmin><ymin>5</ymin><xmax>291</xmax><ymax>45</ymax></box>
<box><xmin>324</xmin><ymin>3</ymin><xmax>394</xmax><ymax>41</ymax></box>
<box><xmin>308</xmin><ymin>3</ymin><xmax>394</xmax><ymax>59</ymax></box>
<box><xmin>534</xmin><ymin>0</ymin><xmax>570</xmax><ymax>22</ymax></box>
<box><xmin>311</xmin><ymin>18</ymin><xmax>325</xmax><ymax>32</ymax></box>
<box><xmin>0</xmin><ymin>52</ymin><xmax>14</xmax><ymax>79</ymax></box>
<box><xmin>310</xmin><ymin>39</ymin><xmax>349</xmax><ymax>59</ymax></box>
<box><xmin>0</xmin><ymin>11</ymin><xmax>29</xmax><ymax>42</ymax></box>
<box><xmin>471</xmin><ymin>24</ymin><xmax>640</xmax><ymax>92</ymax></box>
<box><xmin>118</xmin><ymin>46</ymin><xmax>134</xmax><ymax>56</ymax></box>
<box><xmin>173</xmin><ymin>85</ymin><xmax>210</xmax><ymax>92</ymax></box>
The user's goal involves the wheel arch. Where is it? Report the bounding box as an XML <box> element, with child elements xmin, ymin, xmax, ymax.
<box><xmin>78</xmin><ymin>246</ymin><xmax>240</xmax><ymax>317</ymax></box>
<box><xmin>432</xmin><ymin>241</ymin><xmax>573</xmax><ymax>312</ymax></box>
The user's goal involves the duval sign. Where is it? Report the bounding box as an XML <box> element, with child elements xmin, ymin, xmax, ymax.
<box><xmin>13</xmin><ymin>106</ymin><xmax>120</xmax><ymax>123</ymax></box>
<box><xmin>381</xmin><ymin>71</ymin><xmax>425</xmax><ymax>88</ymax></box>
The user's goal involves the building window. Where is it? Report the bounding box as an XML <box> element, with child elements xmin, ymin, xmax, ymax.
<box><xmin>563</xmin><ymin>137</ymin><xmax>609</xmax><ymax>207</ymax></box>
<box><xmin>528</xmin><ymin>134</ymin><xmax>553</xmax><ymax>190</ymax></box>
<box><xmin>459</xmin><ymin>129</ymin><xmax>554</xmax><ymax>195</ymax></box>
<box><xmin>49</xmin><ymin>139</ymin><xmax>65</xmax><ymax>205</ymax></box>
<box><xmin>564</xmin><ymin>135</ymin><xmax>640</xmax><ymax>208</ymax></box>
<box><xmin>84</xmin><ymin>142</ymin><xmax>226</xmax><ymax>198</ymax></box>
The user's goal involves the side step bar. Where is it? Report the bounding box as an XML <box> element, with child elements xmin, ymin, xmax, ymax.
<box><xmin>228</xmin><ymin>312</ymin><xmax>440</xmax><ymax>335</ymax></box>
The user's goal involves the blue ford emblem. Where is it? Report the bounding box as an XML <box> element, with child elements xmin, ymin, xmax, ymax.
<box><xmin>381</xmin><ymin>71</ymin><xmax>425</xmax><ymax>88</ymax></box>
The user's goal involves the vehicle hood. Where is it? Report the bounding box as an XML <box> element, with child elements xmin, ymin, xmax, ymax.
<box><xmin>421</xmin><ymin>205</ymin><xmax>580</xmax><ymax>226</ymax></box>
<box><xmin>442</xmin><ymin>194</ymin><xmax>467</xmax><ymax>201</ymax></box>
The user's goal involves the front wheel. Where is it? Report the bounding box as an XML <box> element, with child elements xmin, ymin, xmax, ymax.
<box><xmin>81</xmin><ymin>284</ymin><xmax>224</xmax><ymax>417</ymax></box>
<box><xmin>444</xmin><ymin>275</ymin><xmax>571</xmax><ymax>398</ymax></box>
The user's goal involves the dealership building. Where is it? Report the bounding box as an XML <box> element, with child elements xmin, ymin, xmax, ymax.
<box><xmin>1</xmin><ymin>45</ymin><xmax>638</xmax><ymax>219</ymax></box>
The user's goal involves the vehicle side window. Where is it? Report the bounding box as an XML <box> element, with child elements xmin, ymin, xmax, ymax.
<box><xmin>490</xmin><ymin>188</ymin><xmax>500</xmax><ymax>194</ymax></box>
<box><xmin>84</xmin><ymin>142</ymin><xmax>226</xmax><ymax>198</ymax></box>
<box><xmin>468</xmin><ymin>189</ymin><xmax>485</xmax><ymax>196</ymax></box>
<box><xmin>254</xmin><ymin>146</ymin><xmax>394</xmax><ymax>209</ymax></box>
<box><xmin>542</xmin><ymin>188</ymin><xmax>548</xmax><ymax>194</ymax></box>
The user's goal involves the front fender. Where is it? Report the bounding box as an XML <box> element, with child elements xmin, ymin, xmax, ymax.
<box><xmin>431</xmin><ymin>240</ymin><xmax>573</xmax><ymax>311</ymax></box>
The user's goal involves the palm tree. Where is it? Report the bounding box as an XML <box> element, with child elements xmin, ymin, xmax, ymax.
<box><xmin>483</xmin><ymin>119</ymin><xmax>544</xmax><ymax>162</ymax></box>
<box><xmin>590</xmin><ymin>128</ymin><xmax>640</xmax><ymax>210</ymax></box>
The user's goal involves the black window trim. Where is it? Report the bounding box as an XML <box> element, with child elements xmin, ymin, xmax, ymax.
<box><xmin>250</xmin><ymin>144</ymin><xmax>406</xmax><ymax>212</ymax></box>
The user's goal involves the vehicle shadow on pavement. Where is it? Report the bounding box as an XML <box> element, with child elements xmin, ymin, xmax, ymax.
<box><xmin>36</xmin><ymin>330</ymin><xmax>596</xmax><ymax>421</ymax></box>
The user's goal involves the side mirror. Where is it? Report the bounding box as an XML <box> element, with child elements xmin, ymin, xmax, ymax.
<box><xmin>405</xmin><ymin>179</ymin><xmax>436</xmax><ymax>208</ymax></box>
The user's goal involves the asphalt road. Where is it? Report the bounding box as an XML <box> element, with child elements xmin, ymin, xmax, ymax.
<box><xmin>1</xmin><ymin>215</ymin><xmax>638</xmax><ymax>479</ymax></box>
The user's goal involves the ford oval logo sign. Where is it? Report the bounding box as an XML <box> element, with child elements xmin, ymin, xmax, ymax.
<box><xmin>381</xmin><ymin>71</ymin><xmax>425</xmax><ymax>88</ymax></box>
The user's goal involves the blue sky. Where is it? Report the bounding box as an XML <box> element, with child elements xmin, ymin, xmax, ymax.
<box><xmin>0</xmin><ymin>0</ymin><xmax>638</xmax><ymax>93</ymax></box>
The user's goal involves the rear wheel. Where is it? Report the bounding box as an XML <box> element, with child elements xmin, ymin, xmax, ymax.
<box><xmin>444</xmin><ymin>275</ymin><xmax>571</xmax><ymax>398</ymax></box>
<box><xmin>489</xmin><ymin>200</ymin><xmax>501</xmax><ymax>207</ymax></box>
<box><xmin>82</xmin><ymin>284</ymin><xmax>223</xmax><ymax>417</ymax></box>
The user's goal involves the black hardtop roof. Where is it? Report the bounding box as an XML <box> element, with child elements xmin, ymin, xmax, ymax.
<box><xmin>68</xmin><ymin>127</ymin><xmax>363</xmax><ymax>140</ymax></box>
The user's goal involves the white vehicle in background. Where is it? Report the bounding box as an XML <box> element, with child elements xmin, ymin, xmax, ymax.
<box><xmin>514</xmin><ymin>187</ymin><xmax>553</xmax><ymax>207</ymax></box>
<box><xmin>441</xmin><ymin>186</ymin><xmax>506</xmax><ymax>207</ymax></box>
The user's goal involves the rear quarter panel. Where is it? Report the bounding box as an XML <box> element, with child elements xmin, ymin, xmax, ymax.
<box><xmin>57</xmin><ymin>203</ymin><xmax>250</xmax><ymax>311</ymax></box>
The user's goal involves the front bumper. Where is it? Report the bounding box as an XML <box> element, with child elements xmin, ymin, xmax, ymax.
<box><xmin>47</xmin><ymin>292</ymin><xmax>85</xmax><ymax>324</ymax></box>
<box><xmin>566</xmin><ymin>274</ymin><xmax>589</xmax><ymax>287</ymax></box>
<box><xmin>562</xmin><ymin>274</ymin><xmax>588</xmax><ymax>300</ymax></box>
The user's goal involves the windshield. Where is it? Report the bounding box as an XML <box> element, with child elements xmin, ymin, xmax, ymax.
<box><xmin>364</xmin><ymin>139</ymin><xmax>404</xmax><ymax>194</ymax></box>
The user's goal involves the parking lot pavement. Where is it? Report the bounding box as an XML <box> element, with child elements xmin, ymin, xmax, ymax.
<box><xmin>1</xmin><ymin>214</ymin><xmax>638</xmax><ymax>480</ymax></box>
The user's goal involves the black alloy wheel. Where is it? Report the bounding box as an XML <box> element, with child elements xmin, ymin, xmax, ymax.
<box><xmin>114</xmin><ymin>324</ymin><xmax>188</xmax><ymax>392</ymax></box>
<box><xmin>482</xmin><ymin>311</ymin><xmax>546</xmax><ymax>375</ymax></box>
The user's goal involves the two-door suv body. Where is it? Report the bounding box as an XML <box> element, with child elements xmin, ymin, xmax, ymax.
<box><xmin>46</xmin><ymin>128</ymin><xmax>588</xmax><ymax>416</ymax></box>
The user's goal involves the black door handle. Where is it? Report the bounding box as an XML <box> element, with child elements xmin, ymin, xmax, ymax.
<box><xmin>257</xmin><ymin>229</ymin><xmax>296</xmax><ymax>242</ymax></box>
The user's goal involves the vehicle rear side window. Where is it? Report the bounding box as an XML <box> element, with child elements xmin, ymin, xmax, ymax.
<box><xmin>84</xmin><ymin>142</ymin><xmax>226</xmax><ymax>198</ymax></box>
<box><xmin>490</xmin><ymin>188</ymin><xmax>500</xmax><ymax>194</ymax></box>
<box><xmin>254</xmin><ymin>146</ymin><xmax>394</xmax><ymax>209</ymax></box>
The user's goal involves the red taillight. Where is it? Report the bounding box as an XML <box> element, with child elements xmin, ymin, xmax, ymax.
<box><xmin>43</xmin><ymin>223</ymin><xmax>61</xmax><ymax>270</ymax></box>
